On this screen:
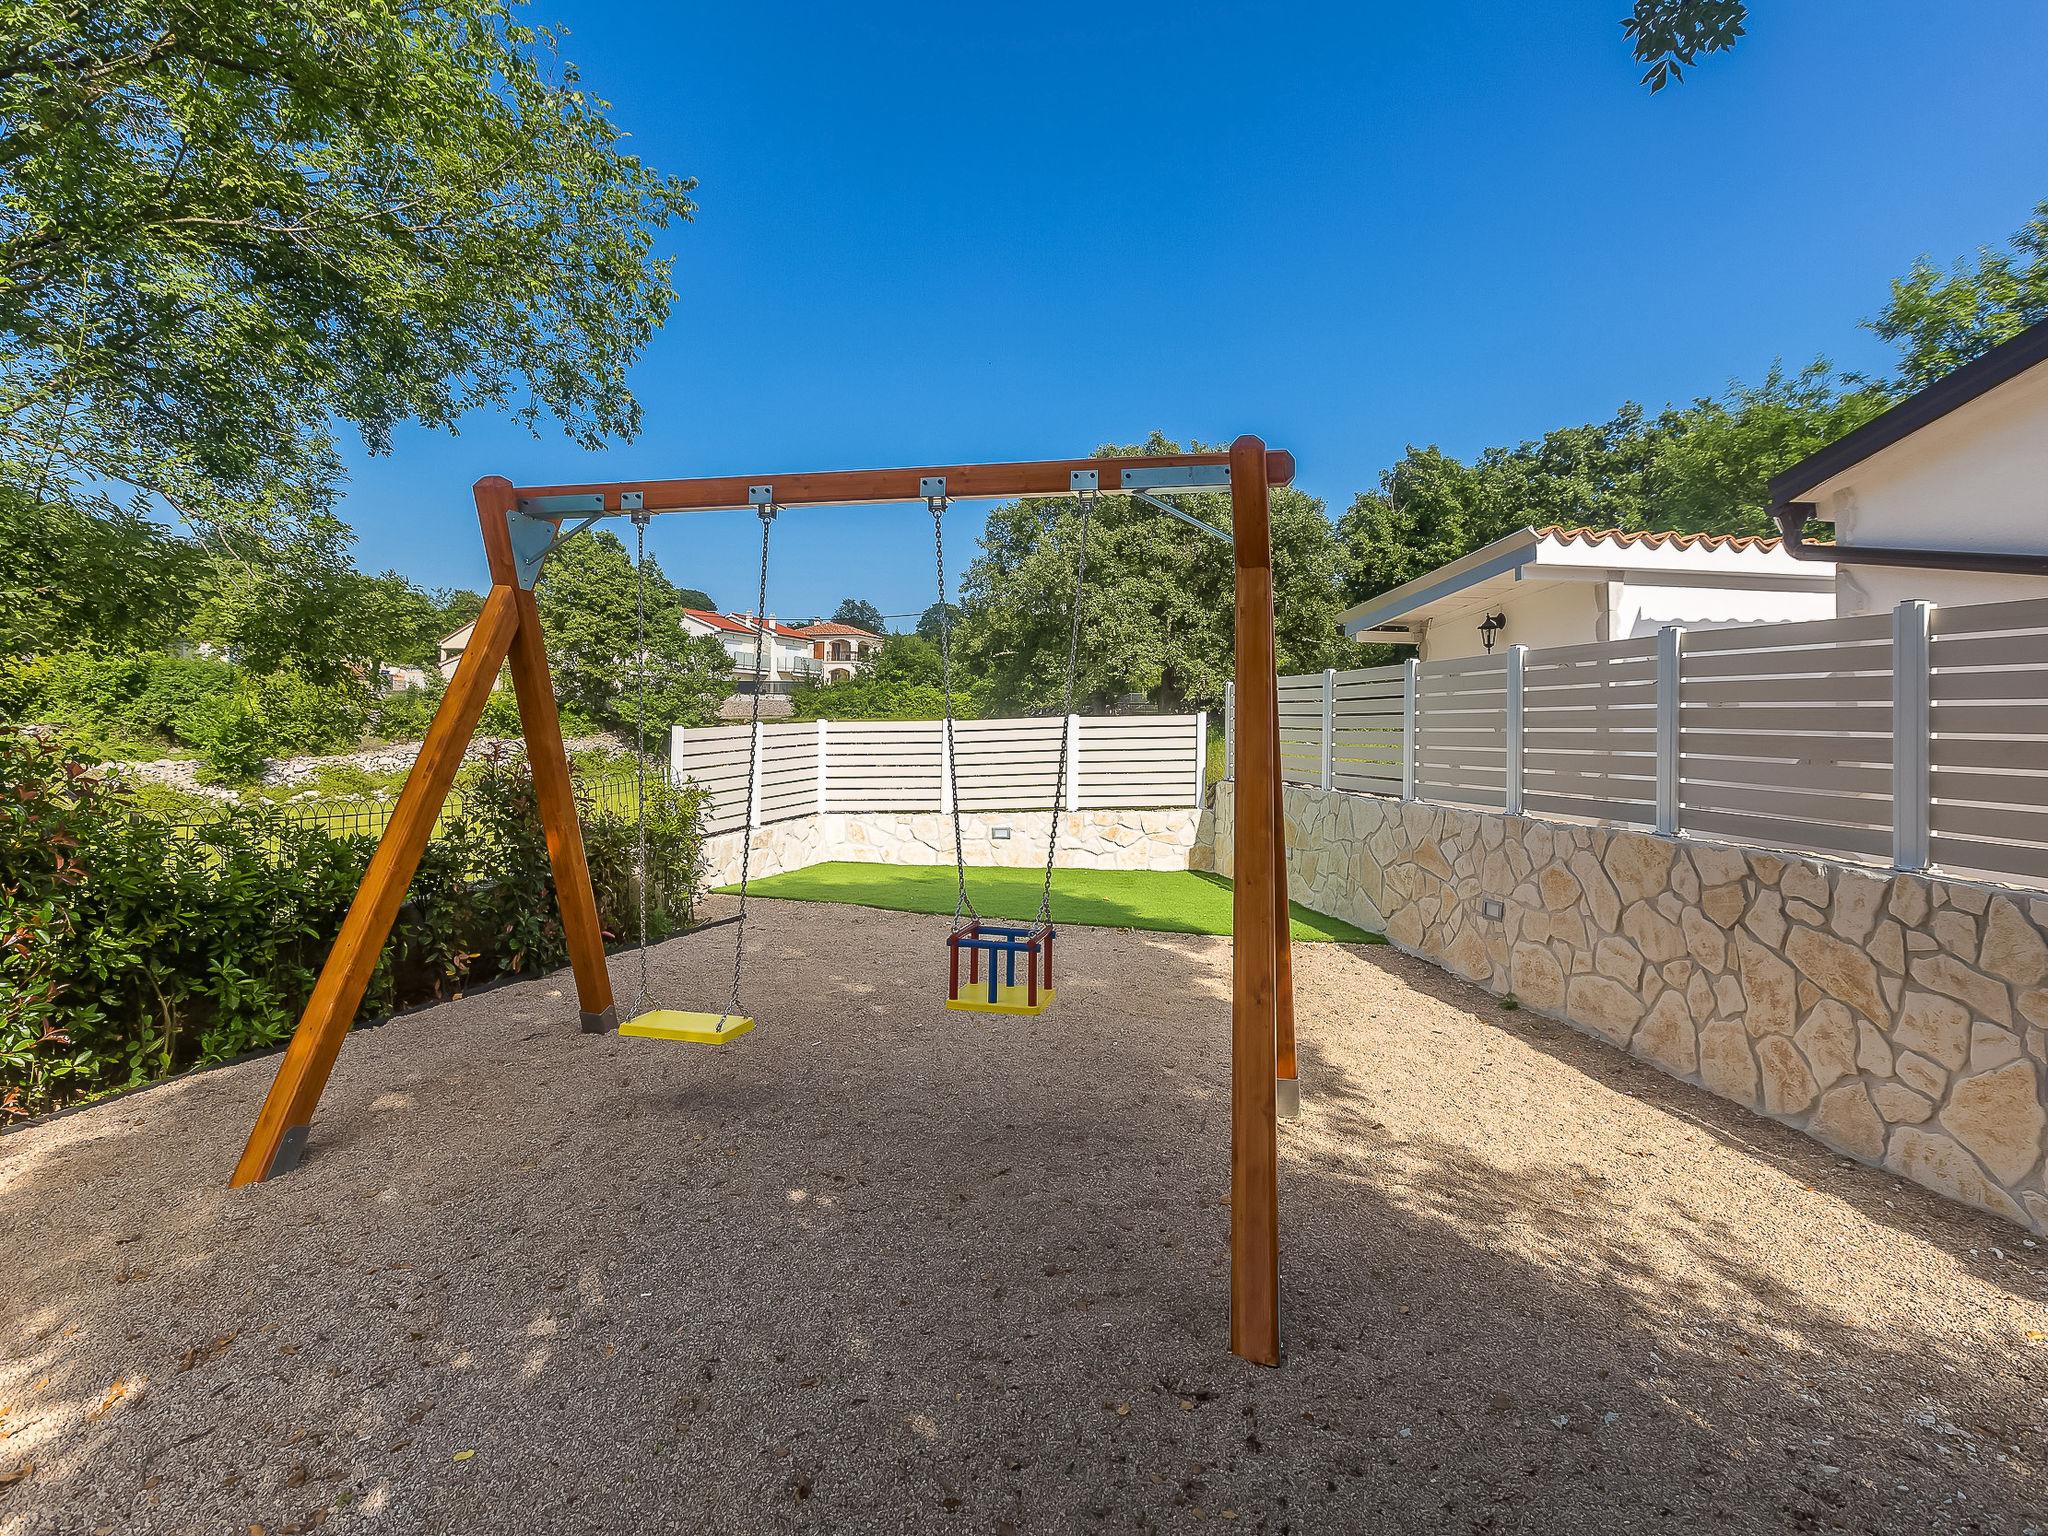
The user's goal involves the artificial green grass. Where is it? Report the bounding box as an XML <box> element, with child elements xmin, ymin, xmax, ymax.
<box><xmin>719</xmin><ymin>861</ymin><xmax>1383</xmax><ymax>944</ymax></box>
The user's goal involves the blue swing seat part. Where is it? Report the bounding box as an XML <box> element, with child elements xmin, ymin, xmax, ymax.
<box><xmin>946</xmin><ymin>920</ymin><xmax>1055</xmax><ymax>1016</ymax></box>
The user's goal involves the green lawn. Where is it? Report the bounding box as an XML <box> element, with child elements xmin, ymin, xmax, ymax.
<box><xmin>720</xmin><ymin>861</ymin><xmax>1383</xmax><ymax>944</ymax></box>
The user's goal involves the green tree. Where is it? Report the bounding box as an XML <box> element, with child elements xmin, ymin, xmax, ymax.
<box><xmin>0</xmin><ymin>0</ymin><xmax>695</xmax><ymax>537</ymax></box>
<box><xmin>432</xmin><ymin>587</ymin><xmax>489</xmax><ymax>639</ymax></box>
<box><xmin>533</xmin><ymin>530</ymin><xmax>730</xmax><ymax>735</ymax></box>
<box><xmin>351</xmin><ymin>570</ymin><xmax>445</xmax><ymax>676</ymax></box>
<box><xmin>789</xmin><ymin>634</ymin><xmax>977</xmax><ymax>721</ymax></box>
<box><xmin>1869</xmin><ymin>201</ymin><xmax>2048</xmax><ymax>392</ymax></box>
<box><xmin>1338</xmin><ymin>363</ymin><xmax>1889</xmax><ymax>609</ymax></box>
<box><xmin>1623</xmin><ymin>0</ymin><xmax>1747</xmax><ymax>90</ymax></box>
<box><xmin>1338</xmin><ymin>409</ymin><xmax>1657</xmax><ymax>608</ymax></box>
<box><xmin>0</xmin><ymin>489</ymin><xmax>202</xmax><ymax>655</ymax></box>
<box><xmin>916</xmin><ymin>601</ymin><xmax>958</xmax><ymax>644</ymax></box>
<box><xmin>1644</xmin><ymin>361</ymin><xmax>1890</xmax><ymax>534</ymax></box>
<box><xmin>956</xmin><ymin>435</ymin><xmax>1353</xmax><ymax>714</ymax></box>
<box><xmin>830</xmin><ymin>597</ymin><xmax>886</xmax><ymax>634</ymax></box>
<box><xmin>183</xmin><ymin>518</ymin><xmax>371</xmax><ymax>685</ymax></box>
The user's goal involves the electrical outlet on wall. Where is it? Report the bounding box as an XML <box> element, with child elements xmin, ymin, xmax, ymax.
<box><xmin>1481</xmin><ymin>898</ymin><xmax>1505</xmax><ymax>920</ymax></box>
<box><xmin>992</xmin><ymin>826</ymin><xmax>1011</xmax><ymax>840</ymax></box>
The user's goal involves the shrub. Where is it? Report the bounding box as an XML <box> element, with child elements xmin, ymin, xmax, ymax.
<box><xmin>191</xmin><ymin>692</ymin><xmax>271</xmax><ymax>784</ymax></box>
<box><xmin>374</xmin><ymin>681</ymin><xmax>445</xmax><ymax>740</ymax></box>
<box><xmin>478</xmin><ymin>685</ymin><xmax>522</xmax><ymax>736</ymax></box>
<box><xmin>0</xmin><ymin>727</ymin><xmax>707</xmax><ymax>1117</ymax></box>
<box><xmin>125</xmin><ymin>653</ymin><xmax>241</xmax><ymax>741</ymax></box>
<box><xmin>254</xmin><ymin>669</ymin><xmax>372</xmax><ymax>755</ymax></box>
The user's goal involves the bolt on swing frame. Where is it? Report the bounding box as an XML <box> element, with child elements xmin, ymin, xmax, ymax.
<box><xmin>228</xmin><ymin>439</ymin><xmax>1300</xmax><ymax>1366</ymax></box>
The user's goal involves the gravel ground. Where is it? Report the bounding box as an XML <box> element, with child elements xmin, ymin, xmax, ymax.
<box><xmin>4</xmin><ymin>897</ymin><xmax>2046</xmax><ymax>1535</ymax></box>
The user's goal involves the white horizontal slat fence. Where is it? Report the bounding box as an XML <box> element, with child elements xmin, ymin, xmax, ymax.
<box><xmin>1237</xmin><ymin>592</ymin><xmax>2048</xmax><ymax>889</ymax></box>
<box><xmin>672</xmin><ymin>712</ymin><xmax>1206</xmax><ymax>831</ymax></box>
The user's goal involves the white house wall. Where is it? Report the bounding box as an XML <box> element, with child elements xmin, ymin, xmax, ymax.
<box><xmin>1813</xmin><ymin>364</ymin><xmax>2048</xmax><ymax>617</ymax></box>
<box><xmin>1615</xmin><ymin>578</ymin><xmax>1836</xmax><ymax>638</ymax></box>
<box><xmin>1419</xmin><ymin>583</ymin><xmax>1599</xmax><ymax>661</ymax></box>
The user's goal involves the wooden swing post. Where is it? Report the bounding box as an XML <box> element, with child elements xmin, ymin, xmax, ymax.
<box><xmin>1228</xmin><ymin>433</ymin><xmax>1284</xmax><ymax>1366</ymax></box>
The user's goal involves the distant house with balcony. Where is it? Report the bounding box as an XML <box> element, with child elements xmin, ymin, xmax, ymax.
<box><xmin>788</xmin><ymin>621</ymin><xmax>882</xmax><ymax>682</ymax></box>
<box><xmin>437</xmin><ymin>620</ymin><xmax>475</xmax><ymax>680</ymax></box>
<box><xmin>681</xmin><ymin>611</ymin><xmax>881</xmax><ymax>717</ymax></box>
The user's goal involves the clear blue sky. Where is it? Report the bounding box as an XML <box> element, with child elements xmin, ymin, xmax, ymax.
<box><xmin>336</xmin><ymin>0</ymin><xmax>2048</xmax><ymax>622</ymax></box>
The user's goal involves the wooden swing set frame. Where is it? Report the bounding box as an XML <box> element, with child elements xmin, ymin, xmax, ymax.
<box><xmin>230</xmin><ymin>435</ymin><xmax>1300</xmax><ymax>1366</ymax></box>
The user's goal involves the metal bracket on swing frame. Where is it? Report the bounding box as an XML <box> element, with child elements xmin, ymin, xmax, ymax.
<box><xmin>1114</xmin><ymin>464</ymin><xmax>1234</xmax><ymax>544</ymax></box>
<box><xmin>509</xmin><ymin>491</ymin><xmax>645</xmax><ymax>588</ymax></box>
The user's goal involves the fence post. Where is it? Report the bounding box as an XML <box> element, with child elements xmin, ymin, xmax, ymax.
<box><xmin>669</xmin><ymin>725</ymin><xmax>684</xmax><ymax>786</ymax></box>
<box><xmin>1401</xmin><ymin>657</ymin><xmax>1418</xmax><ymax>802</ymax></box>
<box><xmin>815</xmin><ymin>718</ymin><xmax>829</xmax><ymax>815</ymax></box>
<box><xmin>938</xmin><ymin>718</ymin><xmax>954</xmax><ymax>815</ymax></box>
<box><xmin>1894</xmin><ymin>599</ymin><xmax>1933</xmax><ymax>872</ymax></box>
<box><xmin>748</xmin><ymin>721</ymin><xmax>764</xmax><ymax>829</ymax></box>
<box><xmin>1065</xmin><ymin>713</ymin><xmax>1082</xmax><ymax>812</ymax></box>
<box><xmin>1319</xmin><ymin>668</ymin><xmax>1336</xmax><ymax>790</ymax></box>
<box><xmin>1192</xmin><ymin>709</ymin><xmax>1209</xmax><ymax>805</ymax></box>
<box><xmin>1504</xmin><ymin>645</ymin><xmax>1526</xmax><ymax>815</ymax></box>
<box><xmin>1223</xmin><ymin>681</ymin><xmax>1235</xmax><ymax>781</ymax></box>
<box><xmin>1655</xmin><ymin>625</ymin><xmax>1684</xmax><ymax>837</ymax></box>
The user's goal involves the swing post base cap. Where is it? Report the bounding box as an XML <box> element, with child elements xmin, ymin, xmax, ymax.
<box><xmin>580</xmin><ymin>1006</ymin><xmax>617</xmax><ymax>1034</ymax></box>
<box><xmin>1276</xmin><ymin>1076</ymin><xmax>1301</xmax><ymax>1121</ymax></box>
<box><xmin>619</xmin><ymin>1010</ymin><xmax>756</xmax><ymax>1044</ymax></box>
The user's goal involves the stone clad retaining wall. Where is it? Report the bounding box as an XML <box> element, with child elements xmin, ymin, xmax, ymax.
<box><xmin>1192</xmin><ymin>782</ymin><xmax>2048</xmax><ymax>1235</ymax></box>
<box><xmin>702</xmin><ymin>808</ymin><xmax>1200</xmax><ymax>889</ymax></box>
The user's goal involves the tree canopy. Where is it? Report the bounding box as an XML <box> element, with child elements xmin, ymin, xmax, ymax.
<box><xmin>1336</xmin><ymin>362</ymin><xmax>1891</xmax><ymax>610</ymax></box>
<box><xmin>0</xmin><ymin>0</ymin><xmax>694</xmax><ymax>536</ymax></box>
<box><xmin>1623</xmin><ymin>0</ymin><xmax>1748</xmax><ymax>90</ymax></box>
<box><xmin>830</xmin><ymin>597</ymin><xmax>887</xmax><ymax>634</ymax></box>
<box><xmin>1868</xmin><ymin>201</ymin><xmax>2048</xmax><ymax>392</ymax></box>
<box><xmin>790</xmin><ymin>634</ymin><xmax>981</xmax><ymax>722</ymax></box>
<box><xmin>954</xmin><ymin>436</ymin><xmax>1354</xmax><ymax>714</ymax></box>
<box><xmin>533</xmin><ymin>529</ymin><xmax>731</xmax><ymax>735</ymax></box>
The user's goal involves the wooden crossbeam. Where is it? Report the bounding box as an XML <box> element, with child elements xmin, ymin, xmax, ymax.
<box><xmin>512</xmin><ymin>450</ymin><xmax>1296</xmax><ymax>516</ymax></box>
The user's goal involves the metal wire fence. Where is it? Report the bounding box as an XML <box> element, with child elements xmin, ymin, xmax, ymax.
<box><xmin>140</xmin><ymin>768</ymin><xmax>646</xmax><ymax>843</ymax></box>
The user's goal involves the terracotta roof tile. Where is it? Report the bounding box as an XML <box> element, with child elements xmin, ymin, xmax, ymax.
<box><xmin>1533</xmin><ymin>525</ymin><xmax>1783</xmax><ymax>554</ymax></box>
<box><xmin>791</xmin><ymin>622</ymin><xmax>879</xmax><ymax>638</ymax></box>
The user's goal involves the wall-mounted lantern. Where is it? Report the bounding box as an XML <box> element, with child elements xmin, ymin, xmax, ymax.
<box><xmin>1478</xmin><ymin>612</ymin><xmax>1508</xmax><ymax>653</ymax></box>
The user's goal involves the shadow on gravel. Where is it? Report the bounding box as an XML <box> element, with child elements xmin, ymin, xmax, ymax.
<box><xmin>1337</xmin><ymin>938</ymin><xmax>2045</xmax><ymax>1298</ymax></box>
<box><xmin>1</xmin><ymin>906</ymin><xmax>2042</xmax><ymax>1534</ymax></box>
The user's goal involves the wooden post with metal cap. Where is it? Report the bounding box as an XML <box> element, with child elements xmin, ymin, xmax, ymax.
<box><xmin>1227</xmin><ymin>433</ymin><xmax>1284</xmax><ymax>1366</ymax></box>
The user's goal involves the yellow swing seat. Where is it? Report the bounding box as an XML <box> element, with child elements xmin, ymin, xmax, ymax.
<box><xmin>619</xmin><ymin>1010</ymin><xmax>756</xmax><ymax>1045</ymax></box>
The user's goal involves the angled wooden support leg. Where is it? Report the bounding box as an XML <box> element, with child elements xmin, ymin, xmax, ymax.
<box><xmin>229</xmin><ymin>585</ymin><xmax>521</xmax><ymax>1187</ymax></box>
<box><xmin>1228</xmin><ymin>434</ymin><xmax>1282</xmax><ymax>1367</ymax></box>
<box><xmin>1271</xmin><ymin>678</ymin><xmax>1299</xmax><ymax>1121</ymax></box>
<box><xmin>475</xmin><ymin>479</ymin><xmax>618</xmax><ymax>1034</ymax></box>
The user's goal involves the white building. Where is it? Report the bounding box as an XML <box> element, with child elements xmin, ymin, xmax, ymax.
<box><xmin>1338</xmin><ymin>525</ymin><xmax>1837</xmax><ymax>661</ymax></box>
<box><xmin>1768</xmin><ymin>317</ymin><xmax>2048</xmax><ymax>615</ymax></box>
<box><xmin>680</xmin><ymin>611</ymin><xmax>882</xmax><ymax>696</ymax></box>
<box><xmin>437</xmin><ymin>621</ymin><xmax>474</xmax><ymax>680</ymax></box>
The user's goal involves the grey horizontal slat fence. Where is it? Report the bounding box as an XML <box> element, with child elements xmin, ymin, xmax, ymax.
<box><xmin>1233</xmin><ymin>592</ymin><xmax>2048</xmax><ymax>889</ymax></box>
<box><xmin>1929</xmin><ymin>596</ymin><xmax>2048</xmax><ymax>882</ymax></box>
<box><xmin>673</xmin><ymin>711</ymin><xmax>1206</xmax><ymax>832</ymax></box>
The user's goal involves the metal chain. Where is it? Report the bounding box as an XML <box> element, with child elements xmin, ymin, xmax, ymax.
<box><xmin>1039</xmin><ymin>492</ymin><xmax>1096</xmax><ymax>924</ymax></box>
<box><xmin>720</xmin><ymin>503</ymin><xmax>776</xmax><ymax>1029</ymax></box>
<box><xmin>632</xmin><ymin>513</ymin><xmax>652</xmax><ymax>1018</ymax></box>
<box><xmin>930</xmin><ymin>493</ymin><xmax>976</xmax><ymax>924</ymax></box>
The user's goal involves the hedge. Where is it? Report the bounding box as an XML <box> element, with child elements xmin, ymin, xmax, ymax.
<box><xmin>0</xmin><ymin>728</ymin><xmax>705</xmax><ymax>1118</ymax></box>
